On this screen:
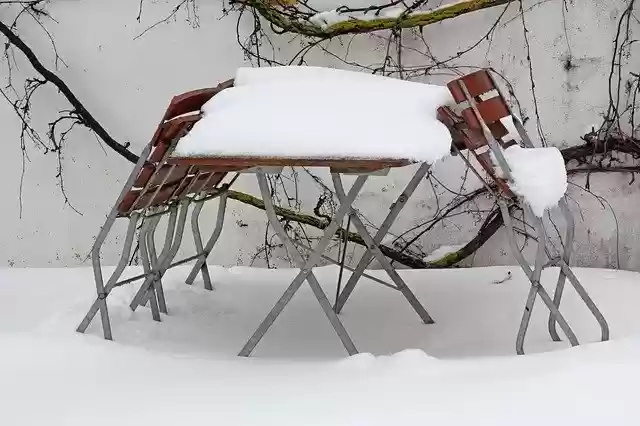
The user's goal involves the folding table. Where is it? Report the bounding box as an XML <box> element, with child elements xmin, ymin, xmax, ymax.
<box><xmin>165</xmin><ymin>156</ymin><xmax>438</xmax><ymax>357</ymax></box>
<box><xmin>75</xmin><ymin>77</ymin><xmax>440</xmax><ymax>357</ymax></box>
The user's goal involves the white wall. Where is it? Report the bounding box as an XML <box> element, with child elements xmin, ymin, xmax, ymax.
<box><xmin>0</xmin><ymin>0</ymin><xmax>638</xmax><ymax>271</ymax></box>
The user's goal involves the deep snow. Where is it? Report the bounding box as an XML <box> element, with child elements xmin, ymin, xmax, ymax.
<box><xmin>1</xmin><ymin>264</ymin><xmax>639</xmax><ymax>425</ymax></box>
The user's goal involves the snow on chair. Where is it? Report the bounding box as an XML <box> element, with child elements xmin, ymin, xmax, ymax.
<box><xmin>76</xmin><ymin>80</ymin><xmax>236</xmax><ymax>340</ymax></box>
<box><xmin>440</xmin><ymin>69</ymin><xmax>609</xmax><ymax>354</ymax></box>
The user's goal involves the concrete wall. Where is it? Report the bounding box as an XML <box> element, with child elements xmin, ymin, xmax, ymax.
<box><xmin>0</xmin><ymin>0</ymin><xmax>637</xmax><ymax>271</ymax></box>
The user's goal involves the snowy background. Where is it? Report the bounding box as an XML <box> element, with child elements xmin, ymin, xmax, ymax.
<box><xmin>0</xmin><ymin>0</ymin><xmax>637</xmax><ymax>271</ymax></box>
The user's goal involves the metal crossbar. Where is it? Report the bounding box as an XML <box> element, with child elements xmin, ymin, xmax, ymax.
<box><xmin>332</xmin><ymin>175</ymin><xmax>434</xmax><ymax>325</ymax></box>
<box><xmin>289</xmin><ymin>239</ymin><xmax>399</xmax><ymax>291</ymax></box>
<box><xmin>238</xmin><ymin>170</ymin><xmax>368</xmax><ymax>357</ymax></box>
<box><xmin>333</xmin><ymin>162</ymin><xmax>433</xmax><ymax>317</ymax></box>
<box><xmin>238</xmin><ymin>167</ymin><xmax>436</xmax><ymax>357</ymax></box>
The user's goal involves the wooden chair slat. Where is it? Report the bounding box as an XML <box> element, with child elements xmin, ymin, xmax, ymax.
<box><xmin>461</xmin><ymin>96</ymin><xmax>511</xmax><ymax>129</ymax></box>
<box><xmin>163</xmin><ymin>79</ymin><xmax>233</xmax><ymax>121</ymax></box>
<box><xmin>447</xmin><ymin>69</ymin><xmax>496</xmax><ymax>103</ymax></box>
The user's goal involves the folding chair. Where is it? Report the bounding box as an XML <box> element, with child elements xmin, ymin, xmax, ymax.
<box><xmin>439</xmin><ymin>69</ymin><xmax>609</xmax><ymax>354</ymax></box>
<box><xmin>76</xmin><ymin>80</ymin><xmax>235</xmax><ymax>340</ymax></box>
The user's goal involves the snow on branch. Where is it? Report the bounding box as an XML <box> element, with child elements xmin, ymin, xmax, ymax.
<box><xmin>234</xmin><ymin>0</ymin><xmax>513</xmax><ymax>38</ymax></box>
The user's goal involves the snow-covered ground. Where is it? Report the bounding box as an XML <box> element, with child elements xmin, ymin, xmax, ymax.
<box><xmin>1</xmin><ymin>264</ymin><xmax>639</xmax><ymax>424</ymax></box>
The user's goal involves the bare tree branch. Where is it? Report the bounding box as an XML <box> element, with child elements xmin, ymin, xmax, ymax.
<box><xmin>0</xmin><ymin>19</ymin><xmax>139</xmax><ymax>163</ymax></box>
<box><xmin>233</xmin><ymin>0</ymin><xmax>513</xmax><ymax>38</ymax></box>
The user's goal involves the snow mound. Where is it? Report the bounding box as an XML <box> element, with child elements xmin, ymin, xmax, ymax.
<box><xmin>500</xmin><ymin>145</ymin><xmax>568</xmax><ymax>217</ymax></box>
<box><xmin>424</xmin><ymin>244</ymin><xmax>465</xmax><ymax>262</ymax></box>
<box><xmin>1</xmin><ymin>264</ymin><xmax>640</xmax><ymax>424</ymax></box>
<box><xmin>2</xmin><ymin>331</ymin><xmax>640</xmax><ymax>425</ymax></box>
<box><xmin>308</xmin><ymin>9</ymin><xmax>400</xmax><ymax>30</ymax></box>
<box><xmin>172</xmin><ymin>66</ymin><xmax>453</xmax><ymax>164</ymax></box>
<box><xmin>235</xmin><ymin>66</ymin><xmax>453</xmax><ymax>103</ymax></box>
<box><xmin>306</xmin><ymin>2</ymin><xmax>469</xmax><ymax>31</ymax></box>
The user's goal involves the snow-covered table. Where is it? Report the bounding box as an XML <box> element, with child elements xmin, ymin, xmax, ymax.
<box><xmin>163</xmin><ymin>67</ymin><xmax>457</xmax><ymax>356</ymax></box>
<box><xmin>76</xmin><ymin>65</ymin><xmax>609</xmax><ymax>358</ymax></box>
<box><xmin>75</xmin><ymin>66</ymin><xmax>452</xmax><ymax>357</ymax></box>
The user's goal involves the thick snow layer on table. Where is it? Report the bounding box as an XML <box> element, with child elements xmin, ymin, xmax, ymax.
<box><xmin>234</xmin><ymin>66</ymin><xmax>453</xmax><ymax>101</ymax></box>
<box><xmin>499</xmin><ymin>145</ymin><xmax>568</xmax><ymax>217</ymax></box>
<box><xmin>1</xmin><ymin>265</ymin><xmax>639</xmax><ymax>424</ymax></box>
<box><xmin>2</xmin><ymin>331</ymin><xmax>639</xmax><ymax>426</ymax></box>
<box><xmin>172</xmin><ymin>66</ymin><xmax>453</xmax><ymax>164</ymax></box>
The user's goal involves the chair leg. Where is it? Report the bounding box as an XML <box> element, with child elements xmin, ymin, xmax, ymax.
<box><xmin>515</xmin><ymin>285</ymin><xmax>538</xmax><ymax>355</ymax></box>
<box><xmin>139</xmin><ymin>218</ymin><xmax>153</xmax><ymax>295</ymax></box>
<box><xmin>558</xmin><ymin>261</ymin><xmax>610</xmax><ymax>341</ymax></box>
<box><xmin>185</xmin><ymin>191</ymin><xmax>228</xmax><ymax>290</ymax></box>
<box><xmin>499</xmin><ymin>201</ymin><xmax>578</xmax><ymax>354</ymax></box>
<box><xmin>138</xmin><ymin>215</ymin><xmax>162</xmax><ymax>308</ymax></box>
<box><xmin>536</xmin><ymin>279</ymin><xmax>579</xmax><ymax>347</ymax></box>
<box><xmin>547</xmin><ymin>198</ymin><xmax>572</xmax><ymax>342</ymax></box>
<box><xmin>548</xmin><ymin>198</ymin><xmax>610</xmax><ymax>343</ymax></box>
<box><xmin>76</xmin><ymin>212</ymin><xmax>141</xmax><ymax>338</ymax></box>
<box><xmin>145</xmin><ymin>216</ymin><xmax>168</xmax><ymax>314</ymax></box>
<box><xmin>147</xmin><ymin>280</ymin><xmax>162</xmax><ymax>322</ymax></box>
<box><xmin>76</xmin><ymin>144</ymin><xmax>151</xmax><ymax>339</ymax></box>
<box><xmin>130</xmin><ymin>200</ymin><xmax>191</xmax><ymax>313</ymax></box>
<box><xmin>139</xmin><ymin>217</ymin><xmax>162</xmax><ymax>322</ymax></box>
<box><xmin>130</xmin><ymin>207</ymin><xmax>177</xmax><ymax>312</ymax></box>
<box><xmin>185</xmin><ymin>200</ymin><xmax>211</xmax><ymax>289</ymax></box>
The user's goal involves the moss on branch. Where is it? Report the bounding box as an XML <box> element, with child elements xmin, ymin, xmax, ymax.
<box><xmin>227</xmin><ymin>189</ymin><xmax>503</xmax><ymax>269</ymax></box>
<box><xmin>242</xmin><ymin>0</ymin><xmax>513</xmax><ymax>38</ymax></box>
